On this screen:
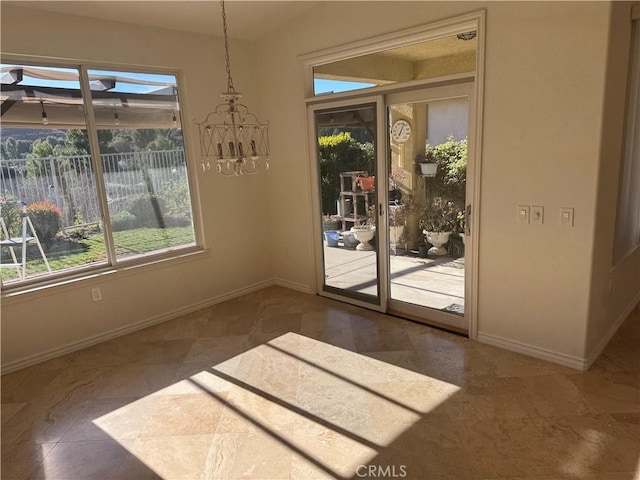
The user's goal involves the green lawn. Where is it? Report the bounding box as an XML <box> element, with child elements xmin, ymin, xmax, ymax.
<box><xmin>1</xmin><ymin>226</ymin><xmax>195</xmax><ymax>283</ymax></box>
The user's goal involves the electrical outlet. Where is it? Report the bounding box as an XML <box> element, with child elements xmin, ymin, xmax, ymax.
<box><xmin>531</xmin><ymin>206</ymin><xmax>544</xmax><ymax>224</ymax></box>
<box><xmin>517</xmin><ymin>205</ymin><xmax>530</xmax><ymax>224</ymax></box>
<box><xmin>91</xmin><ymin>287</ymin><xmax>102</xmax><ymax>302</ymax></box>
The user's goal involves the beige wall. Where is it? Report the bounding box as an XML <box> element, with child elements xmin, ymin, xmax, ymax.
<box><xmin>0</xmin><ymin>6</ymin><xmax>274</xmax><ymax>368</ymax></box>
<box><xmin>257</xmin><ymin>1</ymin><xmax>637</xmax><ymax>364</ymax></box>
<box><xmin>586</xmin><ymin>2</ymin><xmax>640</xmax><ymax>359</ymax></box>
<box><xmin>2</xmin><ymin>1</ymin><xmax>638</xmax><ymax>370</ymax></box>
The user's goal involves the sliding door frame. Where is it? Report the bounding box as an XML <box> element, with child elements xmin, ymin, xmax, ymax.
<box><xmin>301</xmin><ymin>10</ymin><xmax>485</xmax><ymax>339</ymax></box>
<box><xmin>307</xmin><ymin>96</ymin><xmax>389</xmax><ymax>312</ymax></box>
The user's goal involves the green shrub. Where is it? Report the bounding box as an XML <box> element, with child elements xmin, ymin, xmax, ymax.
<box><xmin>124</xmin><ymin>194</ymin><xmax>166</xmax><ymax>228</ymax></box>
<box><xmin>159</xmin><ymin>177</ymin><xmax>192</xmax><ymax>218</ymax></box>
<box><xmin>1</xmin><ymin>196</ymin><xmax>22</xmax><ymax>237</ymax></box>
<box><xmin>27</xmin><ymin>201</ymin><xmax>62</xmax><ymax>243</ymax></box>
<box><xmin>318</xmin><ymin>132</ymin><xmax>373</xmax><ymax>215</ymax></box>
<box><xmin>111</xmin><ymin>211</ymin><xmax>136</xmax><ymax>232</ymax></box>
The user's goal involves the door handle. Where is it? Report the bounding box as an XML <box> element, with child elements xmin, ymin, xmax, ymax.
<box><xmin>465</xmin><ymin>204</ymin><xmax>471</xmax><ymax>235</ymax></box>
<box><xmin>379</xmin><ymin>203</ymin><xmax>384</xmax><ymax>217</ymax></box>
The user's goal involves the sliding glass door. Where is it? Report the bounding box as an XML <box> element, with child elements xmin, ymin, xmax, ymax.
<box><xmin>309</xmin><ymin>85</ymin><xmax>474</xmax><ymax>332</ymax></box>
<box><xmin>385</xmin><ymin>84</ymin><xmax>472</xmax><ymax>332</ymax></box>
<box><xmin>309</xmin><ymin>99</ymin><xmax>386</xmax><ymax>308</ymax></box>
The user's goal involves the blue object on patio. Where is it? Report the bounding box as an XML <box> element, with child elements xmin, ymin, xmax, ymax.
<box><xmin>324</xmin><ymin>230</ymin><xmax>340</xmax><ymax>247</ymax></box>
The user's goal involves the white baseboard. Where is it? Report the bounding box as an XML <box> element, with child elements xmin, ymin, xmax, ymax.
<box><xmin>1</xmin><ymin>279</ymin><xmax>278</xmax><ymax>375</ymax></box>
<box><xmin>477</xmin><ymin>332</ymin><xmax>587</xmax><ymax>371</ymax></box>
<box><xmin>584</xmin><ymin>291</ymin><xmax>640</xmax><ymax>370</ymax></box>
<box><xmin>273</xmin><ymin>277</ymin><xmax>312</xmax><ymax>294</ymax></box>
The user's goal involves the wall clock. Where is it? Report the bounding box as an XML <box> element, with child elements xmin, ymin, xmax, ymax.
<box><xmin>391</xmin><ymin>119</ymin><xmax>411</xmax><ymax>143</ymax></box>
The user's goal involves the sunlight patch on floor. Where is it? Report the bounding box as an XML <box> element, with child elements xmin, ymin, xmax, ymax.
<box><xmin>92</xmin><ymin>332</ymin><xmax>460</xmax><ymax>479</ymax></box>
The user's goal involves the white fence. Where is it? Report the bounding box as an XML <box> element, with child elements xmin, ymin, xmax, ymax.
<box><xmin>0</xmin><ymin>149</ymin><xmax>188</xmax><ymax>228</ymax></box>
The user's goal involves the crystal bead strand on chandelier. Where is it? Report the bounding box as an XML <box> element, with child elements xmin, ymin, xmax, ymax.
<box><xmin>195</xmin><ymin>0</ymin><xmax>270</xmax><ymax>176</ymax></box>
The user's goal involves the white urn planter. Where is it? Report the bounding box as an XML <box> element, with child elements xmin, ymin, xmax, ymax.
<box><xmin>419</xmin><ymin>162</ymin><xmax>438</xmax><ymax>177</ymax></box>
<box><xmin>351</xmin><ymin>226</ymin><xmax>375</xmax><ymax>251</ymax></box>
<box><xmin>425</xmin><ymin>231</ymin><xmax>452</xmax><ymax>256</ymax></box>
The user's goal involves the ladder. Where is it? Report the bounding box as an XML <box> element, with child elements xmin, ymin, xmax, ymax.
<box><xmin>0</xmin><ymin>201</ymin><xmax>52</xmax><ymax>281</ymax></box>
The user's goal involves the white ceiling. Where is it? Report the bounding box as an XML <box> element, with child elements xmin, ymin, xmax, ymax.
<box><xmin>6</xmin><ymin>1</ymin><xmax>320</xmax><ymax>41</ymax></box>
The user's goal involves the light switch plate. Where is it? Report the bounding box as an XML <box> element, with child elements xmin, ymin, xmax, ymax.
<box><xmin>531</xmin><ymin>205</ymin><xmax>544</xmax><ymax>224</ymax></box>
<box><xmin>560</xmin><ymin>207</ymin><xmax>574</xmax><ymax>226</ymax></box>
<box><xmin>518</xmin><ymin>205</ymin><xmax>530</xmax><ymax>224</ymax></box>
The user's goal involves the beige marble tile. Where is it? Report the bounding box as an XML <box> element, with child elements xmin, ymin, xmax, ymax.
<box><xmin>367</xmin><ymin>416</ymin><xmax>478</xmax><ymax>479</ymax></box>
<box><xmin>2</xmin><ymin>286</ymin><xmax>638</xmax><ymax>480</ymax></box>
<box><xmin>139</xmin><ymin>393</ymin><xmax>227</xmax><ymax>437</ymax></box>
<box><xmin>452</xmin><ymin>417</ymin><xmax>567</xmax><ymax>477</ymax></box>
<box><xmin>199</xmin><ymin>304</ymin><xmax>258</xmax><ymax>338</ymax></box>
<box><xmin>60</xmin><ymin>396</ymin><xmax>141</xmax><ymax>442</ymax></box>
<box><xmin>111</xmin><ymin>453</ymin><xmax>163</xmax><ymax>480</ymax></box>
<box><xmin>290</xmin><ymin>423</ymin><xmax>378</xmax><ymax>479</ymax></box>
<box><xmin>215</xmin><ymin>386</ymin><xmax>304</xmax><ymax>434</ymax></box>
<box><xmin>27</xmin><ymin>439</ymin><xmax>128</xmax><ymax>480</ymax></box>
<box><xmin>2</xmin><ymin>402</ymin><xmax>27</xmax><ymax>425</ymax></box>
<box><xmin>128</xmin><ymin>434</ymin><xmax>215</xmax><ymax>480</ymax></box>
<box><xmin>162</xmin><ymin>364</ymin><xmax>240</xmax><ymax>396</ymax></box>
<box><xmin>0</xmin><ymin>442</ymin><xmax>55</xmax><ymax>480</ymax></box>
<box><xmin>443</xmin><ymin>390</ymin><xmax>529</xmax><ymax>421</ymax></box>
<box><xmin>366</xmin><ymin>380</ymin><xmax>460</xmax><ymax>421</ymax></box>
<box><xmin>595</xmin><ymin>341</ymin><xmax>640</xmax><ymax>372</ymax></box>
<box><xmin>126</xmin><ymin>338</ymin><xmax>196</xmax><ymax>366</ymax></box>
<box><xmin>95</xmin><ymin>363</ymin><xmax>180</xmax><ymax>399</ymax></box>
<box><xmin>565</xmin><ymin>371</ymin><xmax>640</xmax><ymax>414</ymax></box>
<box><xmin>127</xmin><ymin>310</ymin><xmax>211</xmax><ymax>341</ymax></box>
<box><xmin>505</xmin><ymin>374</ymin><xmax>598</xmax><ymax>417</ymax></box>
<box><xmin>181</xmin><ymin>335</ymin><xmax>252</xmax><ymax>369</ymax></box>
<box><xmin>476</xmin><ymin>343</ymin><xmax>577</xmax><ymax>378</ymax></box>
<box><xmin>205</xmin><ymin>429</ymin><xmax>293</xmax><ymax>479</ymax></box>
<box><xmin>1</xmin><ymin>366</ymin><xmax>62</xmax><ymax>403</ymax></box>
<box><xmin>350</xmin><ymin>311</ymin><xmax>414</xmax><ymax>353</ymax></box>
<box><xmin>533</xmin><ymin>413</ymin><xmax>640</xmax><ymax>476</ymax></box>
<box><xmin>1</xmin><ymin>395</ymin><xmax>88</xmax><ymax>445</ymax></box>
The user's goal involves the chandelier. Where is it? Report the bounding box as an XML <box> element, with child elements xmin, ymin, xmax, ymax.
<box><xmin>196</xmin><ymin>0</ymin><xmax>270</xmax><ymax>176</ymax></box>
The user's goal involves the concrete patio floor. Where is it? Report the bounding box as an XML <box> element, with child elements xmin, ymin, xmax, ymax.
<box><xmin>323</xmin><ymin>242</ymin><xmax>465</xmax><ymax>314</ymax></box>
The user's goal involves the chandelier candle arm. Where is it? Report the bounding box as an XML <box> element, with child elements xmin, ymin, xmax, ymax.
<box><xmin>195</xmin><ymin>0</ymin><xmax>270</xmax><ymax>176</ymax></box>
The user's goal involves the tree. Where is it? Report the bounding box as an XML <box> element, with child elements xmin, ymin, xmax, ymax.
<box><xmin>132</xmin><ymin>129</ymin><xmax>157</xmax><ymax>150</ymax></box>
<box><xmin>1</xmin><ymin>137</ymin><xmax>18</xmax><ymax>160</ymax></box>
<box><xmin>64</xmin><ymin>129</ymin><xmax>116</xmax><ymax>155</ymax></box>
<box><xmin>318</xmin><ymin>132</ymin><xmax>373</xmax><ymax>215</ymax></box>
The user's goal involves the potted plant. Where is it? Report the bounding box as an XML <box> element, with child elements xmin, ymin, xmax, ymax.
<box><xmin>415</xmin><ymin>150</ymin><xmax>438</xmax><ymax>177</ymax></box>
<box><xmin>388</xmin><ymin>194</ymin><xmax>416</xmax><ymax>245</ymax></box>
<box><xmin>350</xmin><ymin>204</ymin><xmax>376</xmax><ymax>251</ymax></box>
<box><xmin>357</xmin><ymin>174</ymin><xmax>375</xmax><ymax>192</ymax></box>
<box><xmin>419</xmin><ymin>197</ymin><xmax>458</xmax><ymax>256</ymax></box>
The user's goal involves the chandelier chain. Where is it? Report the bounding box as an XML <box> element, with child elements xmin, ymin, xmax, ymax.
<box><xmin>220</xmin><ymin>0</ymin><xmax>235</xmax><ymax>93</ymax></box>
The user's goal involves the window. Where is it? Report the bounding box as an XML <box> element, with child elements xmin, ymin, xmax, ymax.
<box><xmin>613</xmin><ymin>16</ymin><xmax>640</xmax><ymax>263</ymax></box>
<box><xmin>312</xmin><ymin>33</ymin><xmax>477</xmax><ymax>96</ymax></box>
<box><xmin>0</xmin><ymin>62</ymin><xmax>197</xmax><ymax>287</ymax></box>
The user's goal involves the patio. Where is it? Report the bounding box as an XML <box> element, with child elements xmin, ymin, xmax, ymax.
<box><xmin>323</xmin><ymin>241</ymin><xmax>465</xmax><ymax>314</ymax></box>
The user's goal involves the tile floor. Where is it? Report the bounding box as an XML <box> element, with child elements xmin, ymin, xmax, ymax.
<box><xmin>1</xmin><ymin>286</ymin><xmax>639</xmax><ymax>480</ymax></box>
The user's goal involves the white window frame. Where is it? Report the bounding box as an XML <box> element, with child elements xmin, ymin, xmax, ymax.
<box><xmin>0</xmin><ymin>55</ymin><xmax>205</xmax><ymax>294</ymax></box>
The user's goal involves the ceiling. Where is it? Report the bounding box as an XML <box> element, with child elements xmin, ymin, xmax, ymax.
<box><xmin>5</xmin><ymin>1</ymin><xmax>320</xmax><ymax>41</ymax></box>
